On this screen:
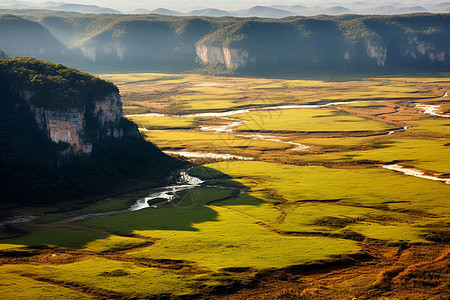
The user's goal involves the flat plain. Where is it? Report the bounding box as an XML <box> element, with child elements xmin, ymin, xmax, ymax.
<box><xmin>1</xmin><ymin>72</ymin><xmax>449</xmax><ymax>299</ymax></box>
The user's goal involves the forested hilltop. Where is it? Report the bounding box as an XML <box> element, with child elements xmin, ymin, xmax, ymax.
<box><xmin>0</xmin><ymin>11</ymin><xmax>449</xmax><ymax>73</ymax></box>
<box><xmin>0</xmin><ymin>58</ymin><xmax>183</xmax><ymax>205</ymax></box>
<box><xmin>2</xmin><ymin>57</ymin><xmax>116</xmax><ymax>108</ymax></box>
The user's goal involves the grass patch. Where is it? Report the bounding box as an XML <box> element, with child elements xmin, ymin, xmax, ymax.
<box><xmin>408</xmin><ymin>119</ymin><xmax>450</xmax><ymax>137</ymax></box>
<box><xmin>144</xmin><ymin>130</ymin><xmax>288</xmax><ymax>157</ymax></box>
<box><xmin>204</xmin><ymin>161</ymin><xmax>450</xmax><ymax>217</ymax></box>
<box><xmin>128</xmin><ymin>116</ymin><xmax>198</xmax><ymax>129</ymax></box>
<box><xmin>234</xmin><ymin>109</ymin><xmax>392</xmax><ymax>132</ymax></box>
<box><xmin>3</xmin><ymin>72</ymin><xmax>448</xmax><ymax>298</ymax></box>
<box><xmin>291</xmin><ymin>138</ymin><xmax>450</xmax><ymax>174</ymax></box>
<box><xmin>0</xmin><ymin>257</ymin><xmax>196</xmax><ymax>296</ymax></box>
<box><xmin>83</xmin><ymin>188</ymin><xmax>359</xmax><ymax>272</ymax></box>
<box><xmin>0</xmin><ymin>268</ymin><xmax>92</xmax><ymax>299</ymax></box>
<box><xmin>0</xmin><ymin>226</ymin><xmax>149</xmax><ymax>252</ymax></box>
<box><xmin>1</xmin><ymin>227</ymin><xmax>108</xmax><ymax>249</ymax></box>
<box><xmin>348</xmin><ymin>223</ymin><xmax>429</xmax><ymax>243</ymax></box>
<box><xmin>35</xmin><ymin>198</ymin><xmax>131</xmax><ymax>224</ymax></box>
<box><xmin>122</xmin><ymin>105</ymin><xmax>148</xmax><ymax>114</ymax></box>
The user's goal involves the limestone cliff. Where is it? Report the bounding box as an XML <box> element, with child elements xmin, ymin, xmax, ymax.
<box><xmin>193</xmin><ymin>15</ymin><xmax>450</xmax><ymax>72</ymax></box>
<box><xmin>196</xmin><ymin>35</ymin><xmax>448</xmax><ymax>71</ymax></box>
<box><xmin>402</xmin><ymin>35</ymin><xmax>447</xmax><ymax>63</ymax></box>
<box><xmin>20</xmin><ymin>90</ymin><xmax>138</xmax><ymax>155</ymax></box>
<box><xmin>2</xmin><ymin>58</ymin><xmax>139</xmax><ymax>156</ymax></box>
<box><xmin>196</xmin><ymin>45</ymin><xmax>254</xmax><ymax>69</ymax></box>
<box><xmin>365</xmin><ymin>39</ymin><xmax>387</xmax><ymax>67</ymax></box>
<box><xmin>81</xmin><ymin>43</ymin><xmax>126</xmax><ymax>63</ymax></box>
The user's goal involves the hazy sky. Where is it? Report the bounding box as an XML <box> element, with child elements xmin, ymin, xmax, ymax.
<box><xmin>11</xmin><ymin>1</ymin><xmax>444</xmax><ymax>13</ymax></box>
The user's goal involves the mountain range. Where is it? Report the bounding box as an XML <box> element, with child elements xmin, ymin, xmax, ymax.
<box><xmin>1</xmin><ymin>11</ymin><xmax>448</xmax><ymax>74</ymax></box>
<box><xmin>2</xmin><ymin>1</ymin><xmax>450</xmax><ymax>17</ymax></box>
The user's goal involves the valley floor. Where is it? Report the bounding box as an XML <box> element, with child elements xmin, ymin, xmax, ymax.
<box><xmin>0</xmin><ymin>73</ymin><xmax>449</xmax><ymax>299</ymax></box>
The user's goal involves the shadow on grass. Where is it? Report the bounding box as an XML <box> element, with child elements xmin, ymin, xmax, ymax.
<box><xmin>1</xmin><ymin>167</ymin><xmax>265</xmax><ymax>249</ymax></box>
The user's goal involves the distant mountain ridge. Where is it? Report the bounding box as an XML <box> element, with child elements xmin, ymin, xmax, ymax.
<box><xmin>4</xmin><ymin>2</ymin><xmax>450</xmax><ymax>17</ymax></box>
<box><xmin>45</xmin><ymin>3</ymin><xmax>122</xmax><ymax>14</ymax></box>
<box><xmin>0</xmin><ymin>14</ymin><xmax>67</xmax><ymax>62</ymax></box>
<box><xmin>235</xmin><ymin>6</ymin><xmax>294</xmax><ymax>18</ymax></box>
<box><xmin>0</xmin><ymin>1</ymin><xmax>123</xmax><ymax>14</ymax></box>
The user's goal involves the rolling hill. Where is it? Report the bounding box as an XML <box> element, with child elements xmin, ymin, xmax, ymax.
<box><xmin>0</xmin><ymin>14</ymin><xmax>68</xmax><ymax>62</ymax></box>
<box><xmin>1</xmin><ymin>12</ymin><xmax>449</xmax><ymax>73</ymax></box>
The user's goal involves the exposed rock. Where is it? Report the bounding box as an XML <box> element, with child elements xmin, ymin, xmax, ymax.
<box><xmin>82</xmin><ymin>43</ymin><xmax>126</xmax><ymax>62</ymax></box>
<box><xmin>365</xmin><ymin>39</ymin><xmax>387</xmax><ymax>67</ymax></box>
<box><xmin>18</xmin><ymin>89</ymin><xmax>138</xmax><ymax>155</ymax></box>
<box><xmin>196</xmin><ymin>45</ymin><xmax>254</xmax><ymax>69</ymax></box>
<box><xmin>402</xmin><ymin>36</ymin><xmax>447</xmax><ymax>62</ymax></box>
<box><xmin>93</xmin><ymin>92</ymin><xmax>123</xmax><ymax>125</ymax></box>
<box><xmin>81</xmin><ymin>46</ymin><xmax>96</xmax><ymax>62</ymax></box>
<box><xmin>35</xmin><ymin>107</ymin><xmax>92</xmax><ymax>154</ymax></box>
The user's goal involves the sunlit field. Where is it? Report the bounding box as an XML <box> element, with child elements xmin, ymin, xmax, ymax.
<box><xmin>1</xmin><ymin>72</ymin><xmax>449</xmax><ymax>299</ymax></box>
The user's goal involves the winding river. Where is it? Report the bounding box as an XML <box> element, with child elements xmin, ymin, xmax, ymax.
<box><xmin>125</xmin><ymin>101</ymin><xmax>386</xmax><ymax>119</ymax></box>
<box><xmin>416</xmin><ymin>104</ymin><xmax>450</xmax><ymax>118</ymax></box>
<box><xmin>128</xmin><ymin>100</ymin><xmax>402</xmax><ymax>158</ymax></box>
<box><xmin>129</xmin><ymin>171</ymin><xmax>204</xmax><ymax>211</ymax></box>
<box><xmin>383</xmin><ymin>164</ymin><xmax>450</xmax><ymax>184</ymax></box>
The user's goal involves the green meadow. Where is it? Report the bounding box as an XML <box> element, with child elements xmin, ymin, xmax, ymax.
<box><xmin>289</xmin><ymin>137</ymin><xmax>450</xmax><ymax>174</ymax></box>
<box><xmin>234</xmin><ymin>108</ymin><xmax>393</xmax><ymax>132</ymax></box>
<box><xmin>200</xmin><ymin>161</ymin><xmax>450</xmax><ymax>217</ymax></box>
<box><xmin>127</xmin><ymin>115</ymin><xmax>199</xmax><ymax>129</ymax></box>
<box><xmin>143</xmin><ymin>130</ymin><xmax>289</xmax><ymax>157</ymax></box>
<box><xmin>408</xmin><ymin>119</ymin><xmax>450</xmax><ymax>136</ymax></box>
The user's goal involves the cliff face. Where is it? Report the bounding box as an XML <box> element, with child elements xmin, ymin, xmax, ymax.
<box><xmin>81</xmin><ymin>43</ymin><xmax>126</xmax><ymax>63</ymax></box>
<box><xmin>196</xmin><ymin>45</ymin><xmax>254</xmax><ymax>69</ymax></box>
<box><xmin>402</xmin><ymin>35</ymin><xmax>447</xmax><ymax>63</ymax></box>
<box><xmin>196</xmin><ymin>35</ymin><xmax>448</xmax><ymax>71</ymax></box>
<box><xmin>36</xmin><ymin>107</ymin><xmax>91</xmax><ymax>154</ymax></box>
<box><xmin>365</xmin><ymin>39</ymin><xmax>387</xmax><ymax>67</ymax></box>
<box><xmin>193</xmin><ymin>15</ymin><xmax>450</xmax><ymax>72</ymax></box>
<box><xmin>76</xmin><ymin>19</ymin><xmax>210</xmax><ymax>69</ymax></box>
<box><xmin>20</xmin><ymin>90</ymin><xmax>138</xmax><ymax>155</ymax></box>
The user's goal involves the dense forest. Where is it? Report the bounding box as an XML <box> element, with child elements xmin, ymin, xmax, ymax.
<box><xmin>1</xmin><ymin>57</ymin><xmax>117</xmax><ymax>108</ymax></box>
<box><xmin>0</xmin><ymin>11</ymin><xmax>448</xmax><ymax>73</ymax></box>
<box><xmin>0</xmin><ymin>58</ymin><xmax>183</xmax><ymax>205</ymax></box>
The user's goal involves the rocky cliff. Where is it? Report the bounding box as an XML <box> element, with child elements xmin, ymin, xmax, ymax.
<box><xmin>196</xmin><ymin>45</ymin><xmax>254</xmax><ymax>69</ymax></box>
<box><xmin>72</xmin><ymin>18</ymin><xmax>212</xmax><ymax>69</ymax></box>
<box><xmin>195</xmin><ymin>15</ymin><xmax>450</xmax><ymax>72</ymax></box>
<box><xmin>402</xmin><ymin>35</ymin><xmax>447</xmax><ymax>63</ymax></box>
<box><xmin>19</xmin><ymin>89</ymin><xmax>139</xmax><ymax>155</ymax></box>
<box><xmin>0</xmin><ymin>58</ymin><xmax>182</xmax><ymax>204</ymax></box>
<box><xmin>3</xmin><ymin>58</ymin><xmax>139</xmax><ymax>156</ymax></box>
